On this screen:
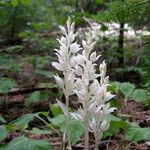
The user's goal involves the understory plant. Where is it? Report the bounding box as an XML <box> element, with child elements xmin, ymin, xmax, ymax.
<box><xmin>52</xmin><ymin>17</ymin><xmax>116</xmax><ymax>150</ymax></box>
<box><xmin>52</xmin><ymin>17</ymin><xmax>81</xmax><ymax>150</ymax></box>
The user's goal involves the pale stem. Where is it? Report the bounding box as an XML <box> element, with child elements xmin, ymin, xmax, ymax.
<box><xmin>94</xmin><ymin>130</ymin><xmax>101</xmax><ymax>150</ymax></box>
<box><xmin>65</xmin><ymin>94</ymin><xmax>72</xmax><ymax>150</ymax></box>
<box><xmin>84</xmin><ymin>87</ymin><xmax>89</xmax><ymax>150</ymax></box>
<box><xmin>84</xmin><ymin>115</ymin><xmax>89</xmax><ymax>150</ymax></box>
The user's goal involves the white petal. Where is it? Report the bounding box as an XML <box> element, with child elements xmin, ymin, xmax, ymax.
<box><xmin>52</xmin><ymin>62</ymin><xmax>63</xmax><ymax>71</ymax></box>
<box><xmin>67</xmin><ymin>17</ymin><xmax>71</xmax><ymax>30</ymax></box>
<box><xmin>71</xmin><ymin>112</ymin><xmax>83</xmax><ymax>122</ymax></box>
<box><xmin>100</xmin><ymin>120</ymin><xmax>109</xmax><ymax>131</ymax></box>
<box><xmin>54</xmin><ymin>75</ymin><xmax>64</xmax><ymax>89</ymax></box>
<box><xmin>70</xmin><ymin>22</ymin><xmax>75</xmax><ymax>32</ymax></box>
<box><xmin>56</xmin><ymin>99</ymin><xmax>68</xmax><ymax>116</ymax></box>
<box><xmin>90</xmin><ymin>52</ymin><xmax>100</xmax><ymax>62</ymax></box>
<box><xmin>82</xmin><ymin>40</ymin><xmax>87</xmax><ymax>48</ymax></box>
<box><xmin>70</xmin><ymin>42</ymin><xmax>81</xmax><ymax>53</ymax></box>
<box><xmin>59</xmin><ymin>26</ymin><xmax>66</xmax><ymax>35</ymax></box>
<box><xmin>89</xmin><ymin>41</ymin><xmax>96</xmax><ymax>51</ymax></box>
<box><xmin>90</xmin><ymin>52</ymin><xmax>96</xmax><ymax>62</ymax></box>
<box><xmin>105</xmin><ymin>92</ymin><xmax>115</xmax><ymax>101</ymax></box>
<box><xmin>75</xmin><ymin>66</ymin><xmax>83</xmax><ymax>76</ymax></box>
<box><xmin>75</xmin><ymin>54</ymin><xmax>85</xmax><ymax>65</ymax></box>
<box><xmin>60</xmin><ymin>36</ymin><xmax>67</xmax><ymax>45</ymax></box>
<box><xmin>57</xmin><ymin>38</ymin><xmax>66</xmax><ymax>48</ymax></box>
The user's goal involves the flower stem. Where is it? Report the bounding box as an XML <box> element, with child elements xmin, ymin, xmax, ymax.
<box><xmin>84</xmin><ymin>115</ymin><xmax>89</xmax><ymax>150</ymax></box>
<box><xmin>65</xmin><ymin>95</ymin><xmax>72</xmax><ymax>150</ymax></box>
<box><xmin>95</xmin><ymin>136</ymin><xmax>99</xmax><ymax>150</ymax></box>
<box><xmin>94</xmin><ymin>131</ymin><xmax>101</xmax><ymax>150</ymax></box>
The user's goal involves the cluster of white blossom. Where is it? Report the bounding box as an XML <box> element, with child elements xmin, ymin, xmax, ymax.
<box><xmin>72</xmin><ymin>33</ymin><xmax>116</xmax><ymax>146</ymax></box>
<box><xmin>52</xmin><ymin>17</ymin><xmax>81</xmax><ymax>104</ymax></box>
<box><xmin>52</xmin><ymin>17</ymin><xmax>81</xmax><ymax>149</ymax></box>
<box><xmin>52</xmin><ymin>17</ymin><xmax>116</xmax><ymax>150</ymax></box>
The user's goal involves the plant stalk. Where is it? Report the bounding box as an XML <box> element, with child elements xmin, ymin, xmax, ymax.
<box><xmin>94</xmin><ymin>131</ymin><xmax>101</xmax><ymax>150</ymax></box>
<box><xmin>65</xmin><ymin>95</ymin><xmax>72</xmax><ymax>150</ymax></box>
<box><xmin>84</xmin><ymin>115</ymin><xmax>89</xmax><ymax>150</ymax></box>
<box><xmin>83</xmin><ymin>83</ymin><xmax>90</xmax><ymax>150</ymax></box>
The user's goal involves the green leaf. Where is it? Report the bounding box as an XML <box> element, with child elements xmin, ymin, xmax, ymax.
<box><xmin>20</xmin><ymin>0</ymin><xmax>31</xmax><ymax>5</ymax></box>
<box><xmin>36</xmin><ymin>70</ymin><xmax>54</xmax><ymax>79</ymax></box>
<box><xmin>103</xmin><ymin>115</ymin><xmax>128</xmax><ymax>138</ymax></box>
<box><xmin>110</xmin><ymin>99</ymin><xmax>121</xmax><ymax>109</ymax></box>
<box><xmin>119</xmin><ymin>82</ymin><xmax>135</xmax><ymax>99</ymax></box>
<box><xmin>106</xmin><ymin>114</ymin><xmax>122</xmax><ymax>122</ymax></box>
<box><xmin>5</xmin><ymin>136</ymin><xmax>53</xmax><ymax>150</ymax></box>
<box><xmin>131</xmin><ymin>89</ymin><xmax>150</xmax><ymax>105</ymax></box>
<box><xmin>50</xmin><ymin>103</ymin><xmax>62</xmax><ymax>116</ymax></box>
<box><xmin>30</xmin><ymin>128</ymin><xmax>50</xmax><ymax>135</ymax></box>
<box><xmin>49</xmin><ymin>114</ymin><xmax>84</xmax><ymax>144</ymax></box>
<box><xmin>124</xmin><ymin>127</ymin><xmax>150</xmax><ymax>142</ymax></box>
<box><xmin>0</xmin><ymin>144</ymin><xmax>7</xmax><ymax>149</ymax></box>
<box><xmin>0</xmin><ymin>78</ymin><xmax>16</xmax><ymax>94</ymax></box>
<box><xmin>39</xmin><ymin>111</ymin><xmax>49</xmax><ymax>117</ymax></box>
<box><xmin>109</xmin><ymin>81</ymin><xmax>121</xmax><ymax>93</ymax></box>
<box><xmin>48</xmin><ymin>114</ymin><xmax>65</xmax><ymax>125</ymax></box>
<box><xmin>96</xmin><ymin>0</ymin><xmax>103</xmax><ymax>4</ymax></box>
<box><xmin>25</xmin><ymin>91</ymin><xmax>49</xmax><ymax>107</ymax></box>
<box><xmin>0</xmin><ymin>116</ymin><xmax>6</xmax><ymax>124</ymax></box>
<box><xmin>11</xmin><ymin>0</ymin><xmax>18</xmax><ymax>7</ymax></box>
<box><xmin>70</xmin><ymin>118</ymin><xmax>84</xmax><ymax>144</ymax></box>
<box><xmin>0</xmin><ymin>125</ymin><xmax>8</xmax><ymax>142</ymax></box>
<box><xmin>10</xmin><ymin>114</ymin><xmax>36</xmax><ymax>129</ymax></box>
<box><xmin>6</xmin><ymin>45</ymin><xmax>23</xmax><ymax>53</ymax></box>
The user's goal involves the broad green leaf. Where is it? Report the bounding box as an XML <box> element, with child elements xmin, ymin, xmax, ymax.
<box><xmin>0</xmin><ymin>126</ymin><xmax>8</xmax><ymax>142</ymax></box>
<box><xmin>0</xmin><ymin>56</ymin><xmax>20</xmax><ymax>72</ymax></box>
<box><xmin>106</xmin><ymin>114</ymin><xmax>122</xmax><ymax>122</ymax></box>
<box><xmin>103</xmin><ymin>114</ymin><xmax>128</xmax><ymax>138</ymax></box>
<box><xmin>119</xmin><ymin>82</ymin><xmax>135</xmax><ymax>99</ymax></box>
<box><xmin>49</xmin><ymin>114</ymin><xmax>84</xmax><ymax>144</ymax></box>
<box><xmin>110</xmin><ymin>99</ymin><xmax>122</xmax><ymax>109</ymax></box>
<box><xmin>5</xmin><ymin>136</ymin><xmax>53</xmax><ymax>150</ymax></box>
<box><xmin>11</xmin><ymin>114</ymin><xmax>36</xmax><ymax>129</ymax></box>
<box><xmin>103</xmin><ymin>121</ymin><xmax>128</xmax><ymax>138</ymax></box>
<box><xmin>6</xmin><ymin>45</ymin><xmax>23</xmax><ymax>53</ymax></box>
<box><xmin>124</xmin><ymin>127</ymin><xmax>150</xmax><ymax>142</ymax></box>
<box><xmin>25</xmin><ymin>91</ymin><xmax>49</xmax><ymax>107</ymax></box>
<box><xmin>48</xmin><ymin>114</ymin><xmax>65</xmax><ymax>125</ymax></box>
<box><xmin>11</xmin><ymin>0</ymin><xmax>18</xmax><ymax>7</ymax></box>
<box><xmin>36</xmin><ymin>70</ymin><xmax>54</xmax><ymax>79</ymax></box>
<box><xmin>69</xmin><ymin>118</ymin><xmax>84</xmax><ymax>144</ymax></box>
<box><xmin>30</xmin><ymin>128</ymin><xmax>50</xmax><ymax>135</ymax></box>
<box><xmin>109</xmin><ymin>81</ymin><xmax>121</xmax><ymax>93</ymax></box>
<box><xmin>0</xmin><ymin>78</ymin><xmax>16</xmax><ymax>94</ymax></box>
<box><xmin>50</xmin><ymin>103</ymin><xmax>62</xmax><ymax>116</ymax></box>
<box><xmin>131</xmin><ymin>89</ymin><xmax>150</xmax><ymax>105</ymax></box>
<box><xmin>0</xmin><ymin>116</ymin><xmax>6</xmax><ymax>123</ymax></box>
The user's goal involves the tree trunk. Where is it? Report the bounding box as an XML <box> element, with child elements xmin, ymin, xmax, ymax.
<box><xmin>117</xmin><ymin>22</ymin><xmax>124</xmax><ymax>65</ymax></box>
<box><xmin>11</xmin><ymin>7</ymin><xmax>17</xmax><ymax>39</ymax></box>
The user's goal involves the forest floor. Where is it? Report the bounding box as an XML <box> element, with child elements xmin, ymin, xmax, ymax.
<box><xmin>0</xmin><ymin>48</ymin><xmax>150</xmax><ymax>150</ymax></box>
